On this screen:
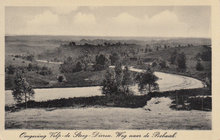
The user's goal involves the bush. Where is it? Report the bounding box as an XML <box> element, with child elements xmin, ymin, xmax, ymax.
<box><xmin>75</xmin><ymin>61</ymin><xmax>83</xmax><ymax>72</ymax></box>
<box><xmin>159</xmin><ymin>60</ymin><xmax>168</xmax><ymax>69</ymax></box>
<box><xmin>6</xmin><ymin>65</ymin><xmax>16</xmax><ymax>75</ymax></box>
<box><xmin>26</xmin><ymin>55</ymin><xmax>34</xmax><ymax>62</ymax></box>
<box><xmin>93</xmin><ymin>54</ymin><xmax>109</xmax><ymax>71</ymax></box>
<box><xmin>27</xmin><ymin>63</ymin><xmax>33</xmax><ymax>71</ymax></box>
<box><xmin>170</xmin><ymin>50</ymin><xmax>177</xmax><ymax>64</ymax></box>
<box><xmin>151</xmin><ymin>61</ymin><xmax>157</xmax><ymax>67</ymax></box>
<box><xmin>57</xmin><ymin>75</ymin><xmax>66</xmax><ymax>82</ymax></box>
<box><xmin>38</xmin><ymin>69</ymin><xmax>52</xmax><ymax>76</ymax></box>
<box><xmin>177</xmin><ymin>52</ymin><xmax>186</xmax><ymax>70</ymax></box>
<box><xmin>109</xmin><ymin>52</ymin><xmax>120</xmax><ymax>65</ymax></box>
<box><xmin>201</xmin><ymin>50</ymin><xmax>211</xmax><ymax>61</ymax></box>
<box><xmin>196</xmin><ymin>61</ymin><xmax>204</xmax><ymax>71</ymax></box>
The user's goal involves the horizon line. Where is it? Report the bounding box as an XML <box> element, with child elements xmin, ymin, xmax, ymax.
<box><xmin>5</xmin><ymin>34</ymin><xmax>211</xmax><ymax>39</ymax></box>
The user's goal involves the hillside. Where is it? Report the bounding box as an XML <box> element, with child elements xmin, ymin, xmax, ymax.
<box><xmin>5</xmin><ymin>36</ymin><xmax>211</xmax><ymax>90</ymax></box>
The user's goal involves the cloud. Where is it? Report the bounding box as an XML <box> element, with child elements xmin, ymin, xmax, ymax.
<box><xmin>144</xmin><ymin>10</ymin><xmax>189</xmax><ymax>36</ymax></box>
<box><xmin>69</xmin><ymin>12</ymin><xmax>97</xmax><ymax>35</ymax></box>
<box><xmin>111</xmin><ymin>12</ymin><xmax>140</xmax><ymax>25</ymax></box>
<box><xmin>27</xmin><ymin>10</ymin><xmax>59</xmax><ymax>25</ymax></box>
<box><xmin>24</xmin><ymin>10</ymin><xmax>59</xmax><ymax>34</ymax></box>
<box><xmin>51</xmin><ymin>7</ymin><xmax>78</xmax><ymax>15</ymax></box>
<box><xmin>149</xmin><ymin>10</ymin><xmax>179</xmax><ymax>24</ymax></box>
<box><xmin>13</xmin><ymin>8</ymin><xmax>207</xmax><ymax>37</ymax></box>
<box><xmin>106</xmin><ymin>10</ymin><xmax>189</xmax><ymax>37</ymax></box>
<box><xmin>73</xmin><ymin>12</ymin><xmax>96</xmax><ymax>24</ymax></box>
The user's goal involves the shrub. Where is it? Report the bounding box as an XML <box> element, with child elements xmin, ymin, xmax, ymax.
<box><xmin>151</xmin><ymin>61</ymin><xmax>157</xmax><ymax>67</ymax></box>
<box><xmin>196</xmin><ymin>61</ymin><xmax>204</xmax><ymax>71</ymax></box>
<box><xmin>170</xmin><ymin>50</ymin><xmax>178</xmax><ymax>64</ymax></box>
<box><xmin>177</xmin><ymin>52</ymin><xmax>186</xmax><ymax>70</ymax></box>
<box><xmin>159</xmin><ymin>60</ymin><xmax>168</xmax><ymax>69</ymax></box>
<box><xmin>6</xmin><ymin>65</ymin><xmax>16</xmax><ymax>75</ymax></box>
<box><xmin>26</xmin><ymin>55</ymin><xmax>34</xmax><ymax>62</ymax></box>
<box><xmin>57</xmin><ymin>74</ymin><xmax>66</xmax><ymax>83</ymax></box>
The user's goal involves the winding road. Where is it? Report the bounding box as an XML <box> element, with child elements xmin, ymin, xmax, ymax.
<box><xmin>5</xmin><ymin>66</ymin><xmax>204</xmax><ymax>105</ymax></box>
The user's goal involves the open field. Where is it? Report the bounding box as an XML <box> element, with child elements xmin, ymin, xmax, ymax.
<box><xmin>5</xmin><ymin>89</ymin><xmax>211</xmax><ymax>129</ymax></box>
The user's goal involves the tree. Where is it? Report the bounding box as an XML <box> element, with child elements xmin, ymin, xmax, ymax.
<box><xmin>27</xmin><ymin>63</ymin><xmax>33</xmax><ymax>71</ymax></box>
<box><xmin>94</xmin><ymin>54</ymin><xmax>109</xmax><ymax>71</ymax></box>
<box><xmin>26</xmin><ymin>55</ymin><xmax>34</xmax><ymax>62</ymax></box>
<box><xmin>152</xmin><ymin>61</ymin><xmax>157</xmax><ymax>67</ymax></box>
<box><xmin>58</xmin><ymin>75</ymin><xmax>64</xmax><ymax>82</ymax></box>
<box><xmin>68</xmin><ymin>41</ymin><xmax>76</xmax><ymax>46</ymax></box>
<box><xmin>159</xmin><ymin>60</ymin><xmax>168</xmax><ymax>69</ymax></box>
<box><xmin>109</xmin><ymin>52</ymin><xmax>120</xmax><ymax>65</ymax></box>
<box><xmin>145</xmin><ymin>48</ymin><xmax>148</xmax><ymax>53</ymax></box>
<box><xmin>12</xmin><ymin>71</ymin><xmax>35</xmax><ymax>108</ymax></box>
<box><xmin>57</xmin><ymin>74</ymin><xmax>67</xmax><ymax>83</ymax></box>
<box><xmin>96</xmin><ymin>54</ymin><xmax>106</xmax><ymax>65</ymax></box>
<box><xmin>136</xmin><ymin>68</ymin><xmax>159</xmax><ymax>93</ymax></box>
<box><xmin>122</xmin><ymin>66</ymin><xmax>133</xmax><ymax>94</ymax></box>
<box><xmin>114</xmin><ymin>62</ymin><xmax>123</xmax><ymax>89</ymax></box>
<box><xmin>200</xmin><ymin>49</ymin><xmax>211</xmax><ymax>61</ymax></box>
<box><xmin>6</xmin><ymin>65</ymin><xmax>15</xmax><ymax>74</ymax></box>
<box><xmin>75</xmin><ymin>61</ymin><xmax>83</xmax><ymax>72</ymax></box>
<box><xmin>77</xmin><ymin>54</ymin><xmax>91</xmax><ymax>71</ymax></box>
<box><xmin>170</xmin><ymin>50</ymin><xmax>178</xmax><ymax>64</ymax></box>
<box><xmin>196</xmin><ymin>61</ymin><xmax>204</xmax><ymax>71</ymax></box>
<box><xmin>102</xmin><ymin>69</ymin><xmax>118</xmax><ymax>95</ymax></box>
<box><xmin>177</xmin><ymin>52</ymin><xmax>186</xmax><ymax>70</ymax></box>
<box><xmin>60</xmin><ymin>57</ymin><xmax>75</xmax><ymax>73</ymax></box>
<box><xmin>102</xmin><ymin>64</ymin><xmax>133</xmax><ymax>95</ymax></box>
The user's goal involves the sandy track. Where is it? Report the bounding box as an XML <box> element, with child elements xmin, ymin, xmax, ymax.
<box><xmin>5</xmin><ymin>67</ymin><xmax>204</xmax><ymax>105</ymax></box>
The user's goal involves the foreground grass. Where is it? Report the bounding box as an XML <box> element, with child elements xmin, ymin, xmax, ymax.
<box><xmin>6</xmin><ymin>88</ymin><xmax>211</xmax><ymax>112</ymax></box>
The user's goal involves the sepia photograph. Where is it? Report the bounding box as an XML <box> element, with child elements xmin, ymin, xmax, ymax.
<box><xmin>4</xmin><ymin>6</ymin><xmax>211</xmax><ymax>130</ymax></box>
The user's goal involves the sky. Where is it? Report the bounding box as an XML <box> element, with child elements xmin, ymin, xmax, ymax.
<box><xmin>5</xmin><ymin>6</ymin><xmax>211</xmax><ymax>38</ymax></box>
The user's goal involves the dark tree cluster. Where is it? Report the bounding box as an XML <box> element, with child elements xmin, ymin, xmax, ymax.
<box><xmin>136</xmin><ymin>68</ymin><xmax>159</xmax><ymax>93</ymax></box>
<box><xmin>60</xmin><ymin>56</ymin><xmax>88</xmax><ymax>73</ymax></box>
<box><xmin>196</xmin><ymin>61</ymin><xmax>204</xmax><ymax>71</ymax></box>
<box><xmin>13</xmin><ymin>54</ymin><xmax>35</xmax><ymax>62</ymax></box>
<box><xmin>6</xmin><ymin>64</ymin><xmax>52</xmax><ymax>76</ymax></box>
<box><xmin>5</xmin><ymin>65</ymin><xmax>16</xmax><ymax>75</ymax></box>
<box><xmin>109</xmin><ymin>52</ymin><xmax>120</xmax><ymax>65</ymax></box>
<box><xmin>177</xmin><ymin>52</ymin><xmax>187</xmax><ymax>70</ymax></box>
<box><xmin>27</xmin><ymin>63</ymin><xmax>52</xmax><ymax>76</ymax></box>
<box><xmin>102</xmin><ymin>64</ymin><xmax>133</xmax><ymax>95</ymax></box>
<box><xmin>93</xmin><ymin>54</ymin><xmax>109</xmax><ymax>71</ymax></box>
<box><xmin>170</xmin><ymin>50</ymin><xmax>187</xmax><ymax>70</ymax></box>
<box><xmin>196</xmin><ymin>49</ymin><xmax>211</xmax><ymax>61</ymax></box>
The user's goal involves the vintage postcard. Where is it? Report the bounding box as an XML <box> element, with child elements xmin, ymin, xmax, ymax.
<box><xmin>0</xmin><ymin>0</ymin><xmax>219</xmax><ymax>140</ymax></box>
